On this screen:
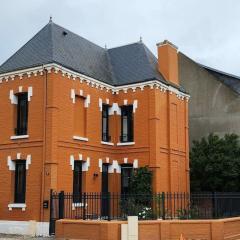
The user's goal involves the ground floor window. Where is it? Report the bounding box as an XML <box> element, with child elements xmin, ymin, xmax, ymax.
<box><xmin>73</xmin><ymin>161</ymin><xmax>82</xmax><ymax>202</ymax></box>
<box><xmin>14</xmin><ymin>160</ymin><xmax>26</xmax><ymax>203</ymax></box>
<box><xmin>121</xmin><ymin>164</ymin><xmax>133</xmax><ymax>194</ymax></box>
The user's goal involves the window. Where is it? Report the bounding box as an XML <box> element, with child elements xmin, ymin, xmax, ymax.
<box><xmin>102</xmin><ymin>104</ymin><xmax>110</xmax><ymax>142</ymax></box>
<box><xmin>15</xmin><ymin>93</ymin><xmax>28</xmax><ymax>135</ymax></box>
<box><xmin>101</xmin><ymin>164</ymin><xmax>109</xmax><ymax>193</ymax></box>
<box><xmin>74</xmin><ymin>96</ymin><xmax>86</xmax><ymax>137</ymax></box>
<box><xmin>121</xmin><ymin>164</ymin><xmax>133</xmax><ymax>194</ymax></box>
<box><xmin>14</xmin><ymin>160</ymin><xmax>26</xmax><ymax>203</ymax></box>
<box><xmin>120</xmin><ymin>105</ymin><xmax>133</xmax><ymax>142</ymax></box>
<box><xmin>73</xmin><ymin>161</ymin><xmax>82</xmax><ymax>202</ymax></box>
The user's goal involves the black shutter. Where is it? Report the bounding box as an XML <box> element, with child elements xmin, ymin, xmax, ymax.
<box><xmin>73</xmin><ymin>161</ymin><xmax>82</xmax><ymax>202</ymax></box>
<box><xmin>121</xmin><ymin>164</ymin><xmax>133</xmax><ymax>194</ymax></box>
<box><xmin>16</xmin><ymin>93</ymin><xmax>28</xmax><ymax>135</ymax></box>
<box><xmin>121</xmin><ymin>105</ymin><xmax>133</xmax><ymax>142</ymax></box>
<box><xmin>102</xmin><ymin>104</ymin><xmax>109</xmax><ymax>142</ymax></box>
<box><xmin>14</xmin><ymin>161</ymin><xmax>26</xmax><ymax>203</ymax></box>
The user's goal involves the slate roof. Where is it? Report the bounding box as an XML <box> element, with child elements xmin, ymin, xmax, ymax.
<box><xmin>0</xmin><ymin>21</ymin><xmax>184</xmax><ymax>90</ymax></box>
<box><xmin>201</xmin><ymin>65</ymin><xmax>240</xmax><ymax>95</ymax></box>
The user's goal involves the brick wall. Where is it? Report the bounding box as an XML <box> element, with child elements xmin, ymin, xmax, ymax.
<box><xmin>0</xmin><ymin>67</ymin><xmax>189</xmax><ymax>222</ymax></box>
<box><xmin>56</xmin><ymin>217</ymin><xmax>240</xmax><ymax>240</ymax></box>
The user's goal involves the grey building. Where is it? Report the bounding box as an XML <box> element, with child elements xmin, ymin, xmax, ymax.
<box><xmin>179</xmin><ymin>52</ymin><xmax>240</xmax><ymax>145</ymax></box>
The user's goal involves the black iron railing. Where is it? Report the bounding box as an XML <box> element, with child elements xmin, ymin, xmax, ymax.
<box><xmin>49</xmin><ymin>191</ymin><xmax>240</xmax><ymax>235</ymax></box>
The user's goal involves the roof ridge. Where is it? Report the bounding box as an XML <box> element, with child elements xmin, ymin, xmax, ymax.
<box><xmin>105</xmin><ymin>49</ymin><xmax>117</xmax><ymax>85</ymax></box>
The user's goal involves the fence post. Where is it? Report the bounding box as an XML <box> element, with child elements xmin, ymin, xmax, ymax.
<box><xmin>212</xmin><ymin>192</ymin><xmax>218</xmax><ymax>218</ymax></box>
<box><xmin>107</xmin><ymin>192</ymin><xmax>111</xmax><ymax>221</ymax></box>
<box><xmin>162</xmin><ymin>192</ymin><xmax>165</xmax><ymax>220</ymax></box>
<box><xmin>83</xmin><ymin>193</ymin><xmax>86</xmax><ymax>220</ymax></box>
<box><xmin>58</xmin><ymin>191</ymin><xmax>64</xmax><ymax>219</ymax></box>
<box><xmin>49</xmin><ymin>189</ymin><xmax>53</xmax><ymax>235</ymax></box>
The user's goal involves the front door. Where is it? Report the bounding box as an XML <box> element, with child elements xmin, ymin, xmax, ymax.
<box><xmin>101</xmin><ymin>164</ymin><xmax>109</xmax><ymax>217</ymax></box>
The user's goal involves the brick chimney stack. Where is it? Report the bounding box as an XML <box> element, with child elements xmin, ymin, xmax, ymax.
<box><xmin>156</xmin><ymin>40</ymin><xmax>179</xmax><ymax>86</ymax></box>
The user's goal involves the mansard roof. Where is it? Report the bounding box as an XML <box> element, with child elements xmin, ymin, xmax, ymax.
<box><xmin>0</xmin><ymin>21</ymin><xmax>185</xmax><ymax>90</ymax></box>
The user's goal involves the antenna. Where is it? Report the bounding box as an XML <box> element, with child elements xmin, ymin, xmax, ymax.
<box><xmin>49</xmin><ymin>15</ymin><xmax>53</xmax><ymax>23</ymax></box>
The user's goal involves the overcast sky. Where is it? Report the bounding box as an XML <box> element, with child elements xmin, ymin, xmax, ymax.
<box><xmin>1</xmin><ymin>0</ymin><xmax>240</xmax><ymax>76</ymax></box>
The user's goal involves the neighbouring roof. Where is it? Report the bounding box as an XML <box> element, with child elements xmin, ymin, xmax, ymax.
<box><xmin>0</xmin><ymin>21</ymin><xmax>184</xmax><ymax>91</ymax></box>
<box><xmin>201</xmin><ymin>65</ymin><xmax>240</xmax><ymax>95</ymax></box>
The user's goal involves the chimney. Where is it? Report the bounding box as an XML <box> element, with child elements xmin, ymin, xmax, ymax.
<box><xmin>156</xmin><ymin>40</ymin><xmax>179</xmax><ymax>86</ymax></box>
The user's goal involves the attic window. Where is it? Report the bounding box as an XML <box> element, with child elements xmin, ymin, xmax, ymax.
<box><xmin>63</xmin><ymin>31</ymin><xmax>68</xmax><ymax>36</ymax></box>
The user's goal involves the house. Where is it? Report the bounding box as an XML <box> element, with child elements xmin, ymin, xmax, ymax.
<box><xmin>0</xmin><ymin>20</ymin><xmax>189</xmax><ymax>235</ymax></box>
<box><xmin>179</xmin><ymin>52</ymin><xmax>240</xmax><ymax>145</ymax></box>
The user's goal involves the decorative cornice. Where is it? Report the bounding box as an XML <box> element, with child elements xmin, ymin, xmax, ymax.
<box><xmin>0</xmin><ymin>63</ymin><xmax>190</xmax><ymax>101</ymax></box>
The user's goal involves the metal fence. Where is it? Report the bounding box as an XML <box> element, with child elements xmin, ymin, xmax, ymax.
<box><xmin>49</xmin><ymin>191</ymin><xmax>240</xmax><ymax>235</ymax></box>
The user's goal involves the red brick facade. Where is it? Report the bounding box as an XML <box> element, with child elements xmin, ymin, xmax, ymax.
<box><xmin>0</xmin><ymin>41</ymin><xmax>189</xmax><ymax>224</ymax></box>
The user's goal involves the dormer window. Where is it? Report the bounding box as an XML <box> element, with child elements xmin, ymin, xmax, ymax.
<box><xmin>120</xmin><ymin>105</ymin><xmax>133</xmax><ymax>143</ymax></box>
<box><xmin>15</xmin><ymin>93</ymin><xmax>28</xmax><ymax>136</ymax></box>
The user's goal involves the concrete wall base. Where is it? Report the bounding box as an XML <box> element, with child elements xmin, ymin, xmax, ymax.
<box><xmin>0</xmin><ymin>220</ymin><xmax>49</xmax><ymax>236</ymax></box>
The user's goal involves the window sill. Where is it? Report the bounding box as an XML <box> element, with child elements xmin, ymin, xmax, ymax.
<box><xmin>117</xmin><ymin>142</ymin><xmax>135</xmax><ymax>146</ymax></box>
<box><xmin>73</xmin><ymin>136</ymin><xmax>89</xmax><ymax>142</ymax></box>
<box><xmin>72</xmin><ymin>202</ymin><xmax>88</xmax><ymax>210</ymax></box>
<box><xmin>10</xmin><ymin>135</ymin><xmax>29</xmax><ymax>140</ymax></box>
<box><xmin>101</xmin><ymin>141</ymin><xmax>114</xmax><ymax>146</ymax></box>
<box><xmin>8</xmin><ymin>203</ymin><xmax>26</xmax><ymax>211</ymax></box>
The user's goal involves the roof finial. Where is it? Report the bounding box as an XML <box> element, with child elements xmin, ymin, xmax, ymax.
<box><xmin>104</xmin><ymin>44</ymin><xmax>107</xmax><ymax>50</ymax></box>
<box><xmin>49</xmin><ymin>15</ymin><xmax>53</xmax><ymax>23</ymax></box>
<box><xmin>140</xmin><ymin>36</ymin><xmax>142</xmax><ymax>42</ymax></box>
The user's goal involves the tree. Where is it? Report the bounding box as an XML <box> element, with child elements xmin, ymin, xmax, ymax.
<box><xmin>129</xmin><ymin>166</ymin><xmax>152</xmax><ymax>195</ymax></box>
<box><xmin>190</xmin><ymin>133</ymin><xmax>240</xmax><ymax>192</ymax></box>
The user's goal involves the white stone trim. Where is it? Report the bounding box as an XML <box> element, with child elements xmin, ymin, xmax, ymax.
<box><xmin>133</xmin><ymin>159</ymin><xmax>138</xmax><ymax>169</ymax></box>
<box><xmin>71</xmin><ymin>89</ymin><xmax>91</xmax><ymax>107</ymax></box>
<box><xmin>70</xmin><ymin>155</ymin><xmax>90</xmax><ymax>172</ymax></box>
<box><xmin>0</xmin><ymin>63</ymin><xmax>190</xmax><ymax>100</ymax></box>
<box><xmin>9</xmin><ymin>90</ymin><xmax>18</xmax><ymax>104</ymax></box>
<box><xmin>124</xmin><ymin>99</ymin><xmax>128</xmax><ymax>105</ymax></box>
<box><xmin>73</xmin><ymin>136</ymin><xmax>89</xmax><ymax>142</ymax></box>
<box><xmin>7</xmin><ymin>154</ymin><xmax>31</xmax><ymax>171</ymax></box>
<box><xmin>84</xmin><ymin>95</ymin><xmax>90</xmax><ymax>108</ymax></box>
<box><xmin>0</xmin><ymin>220</ymin><xmax>49</xmax><ymax>236</ymax></box>
<box><xmin>99</xmin><ymin>159</ymin><xmax>103</xmax><ymax>172</ymax></box>
<box><xmin>82</xmin><ymin>157</ymin><xmax>90</xmax><ymax>172</ymax></box>
<box><xmin>70</xmin><ymin>155</ymin><xmax>75</xmax><ymax>170</ymax></box>
<box><xmin>10</xmin><ymin>135</ymin><xmax>29</xmax><ymax>140</ymax></box>
<box><xmin>7</xmin><ymin>156</ymin><xmax>15</xmax><ymax>171</ymax></box>
<box><xmin>99</xmin><ymin>98</ymin><xmax>103</xmax><ymax>111</ymax></box>
<box><xmin>108</xmin><ymin>160</ymin><xmax>121</xmax><ymax>173</ymax></box>
<box><xmin>117</xmin><ymin>142</ymin><xmax>135</xmax><ymax>146</ymax></box>
<box><xmin>101</xmin><ymin>141</ymin><xmax>114</xmax><ymax>146</ymax></box>
<box><xmin>28</xmin><ymin>87</ymin><xmax>33</xmax><ymax>101</ymax></box>
<box><xmin>124</xmin><ymin>158</ymin><xmax>128</xmax><ymax>164</ymax></box>
<box><xmin>133</xmin><ymin>100</ymin><xmax>138</xmax><ymax>113</ymax></box>
<box><xmin>8</xmin><ymin>203</ymin><xmax>26</xmax><ymax>211</ymax></box>
<box><xmin>109</xmin><ymin>103</ymin><xmax>121</xmax><ymax>115</ymax></box>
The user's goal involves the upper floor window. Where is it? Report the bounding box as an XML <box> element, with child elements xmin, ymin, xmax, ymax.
<box><xmin>15</xmin><ymin>93</ymin><xmax>28</xmax><ymax>136</ymax></box>
<box><xmin>74</xmin><ymin>96</ymin><xmax>86</xmax><ymax>137</ymax></box>
<box><xmin>120</xmin><ymin>105</ymin><xmax>133</xmax><ymax>142</ymax></box>
<box><xmin>73</xmin><ymin>161</ymin><xmax>82</xmax><ymax>203</ymax></box>
<box><xmin>102</xmin><ymin>104</ymin><xmax>110</xmax><ymax>142</ymax></box>
<box><xmin>14</xmin><ymin>160</ymin><xmax>26</xmax><ymax>203</ymax></box>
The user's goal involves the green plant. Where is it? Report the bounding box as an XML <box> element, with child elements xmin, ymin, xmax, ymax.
<box><xmin>190</xmin><ymin>133</ymin><xmax>240</xmax><ymax>192</ymax></box>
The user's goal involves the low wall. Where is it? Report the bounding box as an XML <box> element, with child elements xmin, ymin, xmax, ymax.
<box><xmin>56</xmin><ymin>217</ymin><xmax>240</xmax><ymax>240</ymax></box>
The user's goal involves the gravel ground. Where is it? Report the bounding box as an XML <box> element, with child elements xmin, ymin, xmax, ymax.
<box><xmin>0</xmin><ymin>234</ymin><xmax>54</xmax><ymax>239</ymax></box>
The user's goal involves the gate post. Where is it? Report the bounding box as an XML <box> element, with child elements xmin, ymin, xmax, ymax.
<box><xmin>162</xmin><ymin>192</ymin><xmax>165</xmax><ymax>220</ymax></box>
<box><xmin>59</xmin><ymin>191</ymin><xmax>65</xmax><ymax>219</ymax></box>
